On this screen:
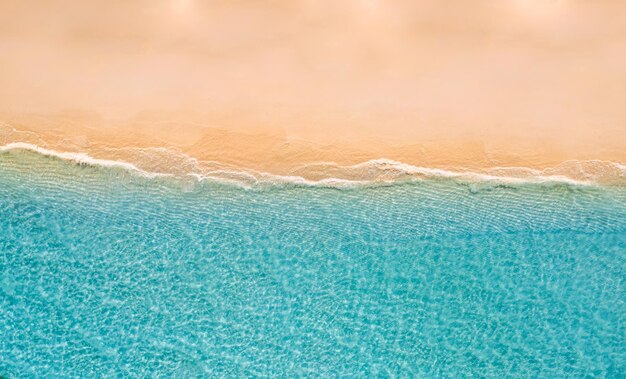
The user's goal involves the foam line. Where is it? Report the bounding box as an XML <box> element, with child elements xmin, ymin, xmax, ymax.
<box><xmin>0</xmin><ymin>142</ymin><xmax>166</xmax><ymax>178</ymax></box>
<box><xmin>2</xmin><ymin>142</ymin><xmax>623</xmax><ymax>189</ymax></box>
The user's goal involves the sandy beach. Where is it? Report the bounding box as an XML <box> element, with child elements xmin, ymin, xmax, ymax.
<box><xmin>3</xmin><ymin>2</ymin><xmax>626</xmax><ymax>377</ymax></box>
<box><xmin>1</xmin><ymin>0</ymin><xmax>625</xmax><ymax>178</ymax></box>
<box><xmin>1</xmin><ymin>110</ymin><xmax>624</xmax><ymax>182</ymax></box>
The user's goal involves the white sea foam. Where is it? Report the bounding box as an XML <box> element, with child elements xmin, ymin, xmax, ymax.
<box><xmin>1</xmin><ymin>142</ymin><xmax>624</xmax><ymax>189</ymax></box>
<box><xmin>351</xmin><ymin>158</ymin><xmax>570</xmax><ymax>183</ymax></box>
<box><xmin>0</xmin><ymin>142</ymin><xmax>167</xmax><ymax>179</ymax></box>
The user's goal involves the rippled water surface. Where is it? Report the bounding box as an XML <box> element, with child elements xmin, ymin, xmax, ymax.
<box><xmin>1</xmin><ymin>150</ymin><xmax>625</xmax><ymax>377</ymax></box>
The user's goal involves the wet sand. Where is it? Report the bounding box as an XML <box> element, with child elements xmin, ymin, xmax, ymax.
<box><xmin>1</xmin><ymin>111</ymin><xmax>624</xmax><ymax>180</ymax></box>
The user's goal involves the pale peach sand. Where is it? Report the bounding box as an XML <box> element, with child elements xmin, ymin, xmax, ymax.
<box><xmin>1</xmin><ymin>1</ymin><xmax>625</xmax><ymax>182</ymax></box>
<box><xmin>1</xmin><ymin>111</ymin><xmax>624</xmax><ymax>183</ymax></box>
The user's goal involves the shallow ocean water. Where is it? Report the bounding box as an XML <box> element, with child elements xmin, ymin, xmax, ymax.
<box><xmin>0</xmin><ymin>150</ymin><xmax>625</xmax><ymax>377</ymax></box>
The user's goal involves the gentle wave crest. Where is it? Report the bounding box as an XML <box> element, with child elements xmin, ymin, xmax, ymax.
<box><xmin>1</xmin><ymin>142</ymin><xmax>625</xmax><ymax>189</ymax></box>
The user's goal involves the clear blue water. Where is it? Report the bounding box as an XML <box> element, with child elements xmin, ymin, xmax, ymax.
<box><xmin>1</xmin><ymin>150</ymin><xmax>625</xmax><ymax>378</ymax></box>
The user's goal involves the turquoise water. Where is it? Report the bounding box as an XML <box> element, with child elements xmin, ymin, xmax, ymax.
<box><xmin>0</xmin><ymin>150</ymin><xmax>625</xmax><ymax>378</ymax></box>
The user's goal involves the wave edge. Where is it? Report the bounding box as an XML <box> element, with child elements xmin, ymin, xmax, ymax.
<box><xmin>1</xmin><ymin>142</ymin><xmax>624</xmax><ymax>189</ymax></box>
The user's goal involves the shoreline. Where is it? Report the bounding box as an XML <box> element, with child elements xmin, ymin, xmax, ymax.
<box><xmin>1</xmin><ymin>112</ymin><xmax>625</xmax><ymax>188</ymax></box>
<box><xmin>2</xmin><ymin>112</ymin><xmax>625</xmax><ymax>172</ymax></box>
<box><xmin>2</xmin><ymin>139</ymin><xmax>624</xmax><ymax>189</ymax></box>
